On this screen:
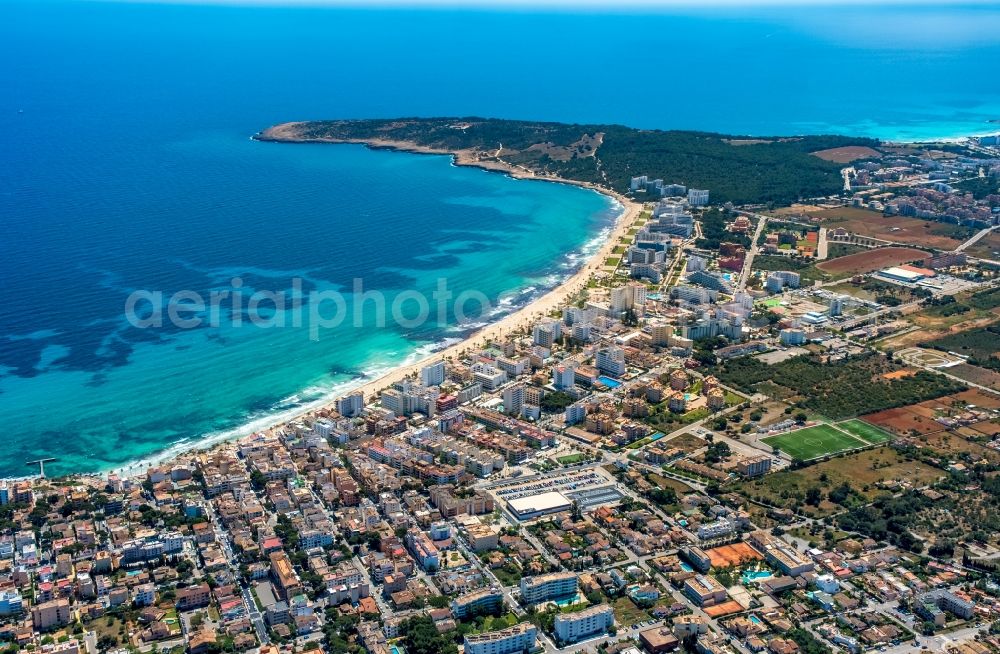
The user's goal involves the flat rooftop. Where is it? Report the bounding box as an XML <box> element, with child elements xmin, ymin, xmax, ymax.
<box><xmin>880</xmin><ymin>266</ymin><xmax>924</xmax><ymax>280</ymax></box>
<box><xmin>507</xmin><ymin>491</ymin><xmax>571</xmax><ymax>517</ymax></box>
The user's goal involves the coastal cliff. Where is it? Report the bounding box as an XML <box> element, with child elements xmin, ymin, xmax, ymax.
<box><xmin>256</xmin><ymin>117</ymin><xmax>879</xmax><ymax>205</ymax></box>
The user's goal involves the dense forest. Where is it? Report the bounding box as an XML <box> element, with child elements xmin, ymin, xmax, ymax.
<box><xmin>924</xmin><ymin>323</ymin><xmax>1000</xmax><ymax>371</ymax></box>
<box><xmin>260</xmin><ymin>117</ymin><xmax>878</xmax><ymax>205</ymax></box>
<box><xmin>836</xmin><ymin>490</ymin><xmax>932</xmax><ymax>552</ymax></box>
<box><xmin>695</xmin><ymin>208</ymin><xmax>751</xmax><ymax>250</ymax></box>
<box><xmin>952</xmin><ymin>175</ymin><xmax>1000</xmax><ymax>201</ymax></box>
<box><xmin>712</xmin><ymin>353</ymin><xmax>965</xmax><ymax>419</ymax></box>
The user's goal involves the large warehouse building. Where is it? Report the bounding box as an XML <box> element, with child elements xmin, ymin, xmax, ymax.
<box><xmin>506</xmin><ymin>491</ymin><xmax>572</xmax><ymax>520</ymax></box>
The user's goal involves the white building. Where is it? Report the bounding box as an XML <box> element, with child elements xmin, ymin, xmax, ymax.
<box><xmin>563</xmin><ymin>306</ymin><xmax>596</xmax><ymax>326</ymax></box>
<box><xmin>671</xmin><ymin>285</ymin><xmax>717</xmax><ymax>305</ymax></box>
<box><xmin>595</xmin><ymin>346</ymin><xmax>626</xmax><ymax>378</ymax></box>
<box><xmin>571</xmin><ymin>323</ymin><xmax>593</xmax><ymax>342</ymax></box>
<box><xmin>688</xmin><ymin>189</ymin><xmax>710</xmax><ymax>206</ymax></box>
<box><xmin>554</xmin><ymin>604</ymin><xmax>614</xmax><ymax>643</ymax></box>
<box><xmin>503</xmin><ymin>384</ymin><xmax>525</xmax><ymax>415</ymax></box>
<box><xmin>565</xmin><ymin>402</ymin><xmax>587</xmax><ymax>425</ymax></box>
<box><xmin>779</xmin><ymin>328</ymin><xmax>806</xmax><ymax>346</ymax></box>
<box><xmin>533</xmin><ymin>321</ymin><xmax>562</xmax><ymax>347</ymax></box>
<box><xmin>496</xmin><ymin>356</ymin><xmax>529</xmax><ymax>378</ymax></box>
<box><xmin>472</xmin><ymin>363</ymin><xmax>508</xmax><ymax>391</ymax></box>
<box><xmin>816</xmin><ymin>574</ymin><xmax>840</xmax><ymax>594</ymax></box>
<box><xmin>552</xmin><ymin>364</ymin><xmax>576</xmax><ymax>390</ymax></box>
<box><xmin>766</xmin><ymin>270</ymin><xmax>801</xmax><ymax>294</ymax></box>
<box><xmin>464</xmin><ymin>623</ymin><xmax>538</xmax><ymax>654</ymax></box>
<box><xmin>697</xmin><ymin>518</ymin><xmax>736</xmax><ymax>540</ymax></box>
<box><xmin>519</xmin><ymin>572</ymin><xmax>578</xmax><ymax>604</ymax></box>
<box><xmin>686</xmin><ymin>255</ymin><xmax>707</xmax><ymax>272</ymax></box>
<box><xmin>336</xmin><ymin>391</ymin><xmax>365</xmax><ymax>418</ymax></box>
<box><xmin>0</xmin><ymin>590</ymin><xmax>23</xmax><ymax>616</ymax></box>
<box><xmin>420</xmin><ymin>361</ymin><xmax>446</xmax><ymax>387</ymax></box>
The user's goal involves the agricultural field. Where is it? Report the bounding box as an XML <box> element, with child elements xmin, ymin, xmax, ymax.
<box><xmin>862</xmin><ymin>389</ymin><xmax>1000</xmax><ymax>438</ymax></box>
<box><xmin>816</xmin><ymin>246</ymin><xmax>927</xmax><ymax>275</ymax></box>
<box><xmin>762</xmin><ymin>423</ymin><xmax>867</xmax><ymax>460</ymax></box>
<box><xmin>863</xmin><ymin>406</ymin><xmax>943</xmax><ymax>436</ymax></box>
<box><xmin>810</xmin><ymin>145</ymin><xmax>883</xmax><ymax>163</ymax></box>
<box><xmin>953</xmin><ymin>387</ymin><xmax>1000</xmax><ymax>410</ymax></box>
<box><xmin>880</xmin><ymin>287</ymin><xmax>1000</xmax><ymax>349</ymax></box>
<box><xmin>943</xmin><ymin>363</ymin><xmax>1000</xmax><ymax>392</ymax></box>
<box><xmin>916</xmin><ymin>430</ymin><xmax>1000</xmax><ymax>463</ymax></box>
<box><xmin>805</xmin><ymin>206</ymin><xmax>971</xmax><ymax>250</ymax></box>
<box><xmin>825</xmin><ymin>242</ymin><xmax>868</xmax><ymax>259</ymax></box>
<box><xmin>836</xmin><ymin>419</ymin><xmax>894</xmax><ymax>444</ymax></box>
<box><xmin>713</xmin><ymin>352</ymin><xmax>965</xmax><ymax>420</ymax></box>
<box><xmin>964</xmin><ymin>230</ymin><xmax>1000</xmax><ymax>260</ymax></box>
<box><xmin>922</xmin><ymin>323</ymin><xmax>1000</xmax><ymax>366</ymax></box>
<box><xmin>659</xmin><ymin>431</ymin><xmax>706</xmax><ymax>453</ymax></box>
<box><xmin>647</xmin><ymin>472</ymin><xmax>695</xmax><ymax>496</ymax></box>
<box><xmin>736</xmin><ymin>447</ymin><xmax>942</xmax><ymax>518</ymax></box>
<box><xmin>750</xmin><ymin>254</ymin><xmax>830</xmax><ymax>284</ymax></box>
<box><xmin>611</xmin><ymin>596</ymin><xmax>654</xmax><ymax>627</ymax></box>
<box><xmin>970</xmin><ymin>419</ymin><xmax>1000</xmax><ymax>438</ymax></box>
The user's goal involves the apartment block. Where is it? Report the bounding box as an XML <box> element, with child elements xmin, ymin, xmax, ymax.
<box><xmin>554</xmin><ymin>603</ymin><xmax>614</xmax><ymax>643</ymax></box>
<box><xmin>451</xmin><ymin>587</ymin><xmax>504</xmax><ymax>619</ymax></box>
<box><xmin>519</xmin><ymin>571</ymin><xmax>577</xmax><ymax>604</ymax></box>
<box><xmin>464</xmin><ymin>622</ymin><xmax>537</xmax><ymax>654</ymax></box>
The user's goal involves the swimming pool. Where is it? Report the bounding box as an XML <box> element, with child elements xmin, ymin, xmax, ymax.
<box><xmin>554</xmin><ymin>593</ymin><xmax>583</xmax><ymax>607</ymax></box>
<box><xmin>680</xmin><ymin>562</ymin><xmax>694</xmax><ymax>572</ymax></box>
<box><xmin>741</xmin><ymin>569</ymin><xmax>773</xmax><ymax>584</ymax></box>
<box><xmin>749</xmin><ymin>614</ymin><xmax>762</xmax><ymax>625</ymax></box>
<box><xmin>598</xmin><ymin>376</ymin><xmax>622</xmax><ymax>388</ymax></box>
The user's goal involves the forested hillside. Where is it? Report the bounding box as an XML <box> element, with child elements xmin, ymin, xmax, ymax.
<box><xmin>258</xmin><ymin>117</ymin><xmax>877</xmax><ymax>205</ymax></box>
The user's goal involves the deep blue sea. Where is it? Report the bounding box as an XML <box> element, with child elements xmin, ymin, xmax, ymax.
<box><xmin>2</xmin><ymin>0</ymin><xmax>1000</xmax><ymax>477</ymax></box>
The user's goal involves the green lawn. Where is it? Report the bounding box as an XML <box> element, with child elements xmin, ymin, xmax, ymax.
<box><xmin>762</xmin><ymin>424</ymin><xmax>867</xmax><ymax>460</ymax></box>
<box><xmin>836</xmin><ymin>419</ymin><xmax>894</xmax><ymax>445</ymax></box>
<box><xmin>611</xmin><ymin>596</ymin><xmax>652</xmax><ymax>627</ymax></box>
<box><xmin>492</xmin><ymin>563</ymin><xmax>523</xmax><ymax>586</ymax></box>
<box><xmin>557</xmin><ymin>454</ymin><xmax>586</xmax><ymax>465</ymax></box>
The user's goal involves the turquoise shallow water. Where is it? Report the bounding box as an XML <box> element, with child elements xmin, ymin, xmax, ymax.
<box><xmin>0</xmin><ymin>134</ymin><xmax>617</xmax><ymax>477</ymax></box>
<box><xmin>2</xmin><ymin>0</ymin><xmax>999</xmax><ymax>477</ymax></box>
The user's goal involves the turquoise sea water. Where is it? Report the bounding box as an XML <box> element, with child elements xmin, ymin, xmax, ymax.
<box><xmin>2</xmin><ymin>1</ymin><xmax>999</xmax><ymax>477</ymax></box>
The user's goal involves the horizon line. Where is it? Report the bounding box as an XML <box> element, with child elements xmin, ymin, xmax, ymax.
<box><xmin>81</xmin><ymin>0</ymin><xmax>1000</xmax><ymax>8</ymax></box>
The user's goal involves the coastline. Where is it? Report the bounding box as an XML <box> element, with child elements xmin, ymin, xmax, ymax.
<box><xmin>103</xmin><ymin>134</ymin><xmax>642</xmax><ymax>482</ymax></box>
<box><xmin>59</xmin><ymin>120</ymin><xmax>995</xmax><ymax>482</ymax></box>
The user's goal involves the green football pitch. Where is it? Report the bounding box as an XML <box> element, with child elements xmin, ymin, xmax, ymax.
<box><xmin>762</xmin><ymin>424</ymin><xmax>868</xmax><ymax>460</ymax></box>
<box><xmin>836</xmin><ymin>419</ymin><xmax>894</xmax><ymax>445</ymax></box>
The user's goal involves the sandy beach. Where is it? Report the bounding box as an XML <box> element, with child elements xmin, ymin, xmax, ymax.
<box><xmin>104</xmin><ymin>129</ymin><xmax>643</xmax><ymax>481</ymax></box>
<box><xmin>348</xmin><ymin>191</ymin><xmax>642</xmax><ymax>401</ymax></box>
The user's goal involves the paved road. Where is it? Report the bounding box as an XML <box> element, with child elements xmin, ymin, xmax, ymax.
<box><xmin>955</xmin><ymin>224</ymin><xmax>998</xmax><ymax>252</ymax></box>
<box><xmin>736</xmin><ymin>212</ymin><xmax>768</xmax><ymax>292</ymax></box>
<box><xmin>899</xmin><ymin>355</ymin><xmax>1000</xmax><ymax>396</ymax></box>
<box><xmin>816</xmin><ymin>226</ymin><xmax>828</xmax><ymax>260</ymax></box>
<box><xmin>204</xmin><ymin>501</ymin><xmax>269</xmax><ymax>645</ymax></box>
<box><xmin>836</xmin><ymin>299</ymin><xmax>923</xmax><ymax>331</ymax></box>
<box><xmin>842</xmin><ymin>166</ymin><xmax>855</xmax><ymax>191</ymax></box>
